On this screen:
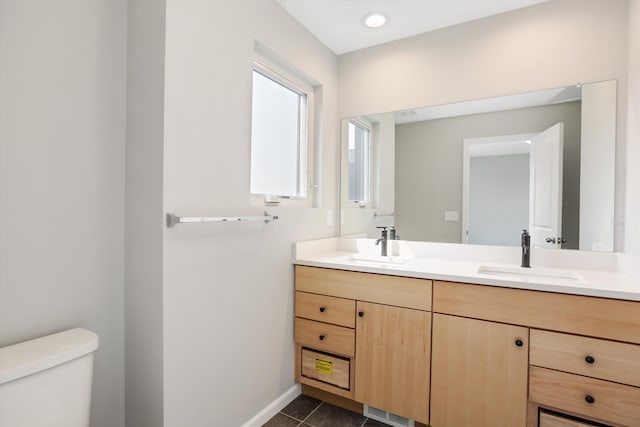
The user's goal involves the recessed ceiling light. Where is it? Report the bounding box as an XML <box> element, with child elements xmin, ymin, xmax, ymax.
<box><xmin>363</xmin><ymin>12</ymin><xmax>388</xmax><ymax>28</ymax></box>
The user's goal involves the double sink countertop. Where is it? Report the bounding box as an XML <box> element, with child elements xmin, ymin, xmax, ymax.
<box><xmin>294</xmin><ymin>237</ymin><xmax>640</xmax><ymax>302</ymax></box>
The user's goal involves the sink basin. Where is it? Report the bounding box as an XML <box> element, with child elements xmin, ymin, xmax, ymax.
<box><xmin>477</xmin><ymin>265</ymin><xmax>585</xmax><ymax>283</ymax></box>
<box><xmin>351</xmin><ymin>253</ymin><xmax>408</xmax><ymax>265</ymax></box>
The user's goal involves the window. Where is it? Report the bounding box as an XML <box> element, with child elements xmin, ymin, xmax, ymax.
<box><xmin>250</xmin><ymin>59</ymin><xmax>314</xmax><ymax>202</ymax></box>
<box><xmin>347</xmin><ymin>119</ymin><xmax>371</xmax><ymax>204</ymax></box>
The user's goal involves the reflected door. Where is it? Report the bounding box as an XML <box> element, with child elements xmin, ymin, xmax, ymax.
<box><xmin>529</xmin><ymin>123</ymin><xmax>564</xmax><ymax>248</ymax></box>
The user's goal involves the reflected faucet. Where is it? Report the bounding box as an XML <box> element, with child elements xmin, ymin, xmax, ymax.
<box><xmin>376</xmin><ymin>226</ymin><xmax>388</xmax><ymax>257</ymax></box>
<box><xmin>521</xmin><ymin>229</ymin><xmax>531</xmax><ymax>268</ymax></box>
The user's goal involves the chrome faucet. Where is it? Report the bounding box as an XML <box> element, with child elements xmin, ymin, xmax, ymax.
<box><xmin>375</xmin><ymin>226</ymin><xmax>388</xmax><ymax>257</ymax></box>
<box><xmin>521</xmin><ymin>229</ymin><xmax>531</xmax><ymax>268</ymax></box>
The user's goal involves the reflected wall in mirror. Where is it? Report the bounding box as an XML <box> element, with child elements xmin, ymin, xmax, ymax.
<box><xmin>340</xmin><ymin>80</ymin><xmax>617</xmax><ymax>252</ymax></box>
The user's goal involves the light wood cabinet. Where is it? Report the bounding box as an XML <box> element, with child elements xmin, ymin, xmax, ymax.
<box><xmin>432</xmin><ymin>280</ymin><xmax>640</xmax><ymax>344</ymax></box>
<box><xmin>301</xmin><ymin>348</ymin><xmax>350</xmax><ymax>389</ymax></box>
<box><xmin>355</xmin><ymin>301</ymin><xmax>431</xmax><ymax>425</ymax></box>
<box><xmin>434</xmin><ymin>280</ymin><xmax>640</xmax><ymax>427</ymax></box>
<box><xmin>294</xmin><ymin>317</ymin><xmax>355</xmax><ymax>357</ymax></box>
<box><xmin>539</xmin><ymin>411</ymin><xmax>599</xmax><ymax>427</ymax></box>
<box><xmin>530</xmin><ymin>329</ymin><xmax>640</xmax><ymax>387</ymax></box>
<box><xmin>294</xmin><ymin>267</ymin><xmax>640</xmax><ymax>427</ymax></box>
<box><xmin>430</xmin><ymin>313</ymin><xmax>529</xmax><ymax>427</ymax></box>
<box><xmin>530</xmin><ymin>365</ymin><xmax>640</xmax><ymax>426</ymax></box>
<box><xmin>295</xmin><ymin>265</ymin><xmax>431</xmax><ymax>310</ymax></box>
<box><xmin>294</xmin><ymin>266</ymin><xmax>432</xmax><ymax>423</ymax></box>
<box><xmin>295</xmin><ymin>291</ymin><xmax>356</xmax><ymax>328</ymax></box>
<box><xmin>294</xmin><ymin>278</ymin><xmax>358</xmax><ymax>399</ymax></box>
<box><xmin>530</xmin><ymin>328</ymin><xmax>640</xmax><ymax>427</ymax></box>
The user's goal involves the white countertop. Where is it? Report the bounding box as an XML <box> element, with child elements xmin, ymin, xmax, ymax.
<box><xmin>294</xmin><ymin>238</ymin><xmax>640</xmax><ymax>302</ymax></box>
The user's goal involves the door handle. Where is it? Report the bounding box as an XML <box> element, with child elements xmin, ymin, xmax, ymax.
<box><xmin>545</xmin><ymin>237</ymin><xmax>556</xmax><ymax>244</ymax></box>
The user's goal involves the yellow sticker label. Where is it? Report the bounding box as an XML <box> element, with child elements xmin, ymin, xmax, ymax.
<box><xmin>315</xmin><ymin>358</ymin><xmax>333</xmax><ymax>375</ymax></box>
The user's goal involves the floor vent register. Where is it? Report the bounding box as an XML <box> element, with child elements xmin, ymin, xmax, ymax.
<box><xmin>363</xmin><ymin>405</ymin><xmax>414</xmax><ymax>427</ymax></box>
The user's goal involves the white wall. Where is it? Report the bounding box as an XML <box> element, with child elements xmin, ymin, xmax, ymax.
<box><xmin>627</xmin><ymin>0</ymin><xmax>640</xmax><ymax>254</ymax></box>
<box><xmin>338</xmin><ymin>0</ymin><xmax>629</xmax><ymax>251</ymax></box>
<box><xmin>0</xmin><ymin>1</ymin><xmax>127</xmax><ymax>426</ymax></box>
<box><xmin>162</xmin><ymin>1</ymin><xmax>338</xmax><ymax>425</ymax></box>
<box><xmin>125</xmin><ymin>0</ymin><xmax>166</xmax><ymax>426</ymax></box>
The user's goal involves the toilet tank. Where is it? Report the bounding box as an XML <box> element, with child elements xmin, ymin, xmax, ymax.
<box><xmin>0</xmin><ymin>328</ymin><xmax>99</xmax><ymax>427</ymax></box>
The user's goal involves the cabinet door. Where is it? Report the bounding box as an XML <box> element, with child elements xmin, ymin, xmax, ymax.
<box><xmin>355</xmin><ymin>302</ymin><xmax>431</xmax><ymax>425</ymax></box>
<box><xmin>430</xmin><ymin>314</ymin><xmax>528</xmax><ymax>427</ymax></box>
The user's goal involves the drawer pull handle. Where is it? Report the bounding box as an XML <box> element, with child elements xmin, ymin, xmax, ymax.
<box><xmin>515</xmin><ymin>339</ymin><xmax>524</xmax><ymax>347</ymax></box>
<box><xmin>358</xmin><ymin>311</ymin><xmax>365</xmax><ymax>317</ymax></box>
<box><xmin>585</xmin><ymin>395</ymin><xmax>595</xmax><ymax>404</ymax></box>
<box><xmin>585</xmin><ymin>355</ymin><xmax>595</xmax><ymax>364</ymax></box>
<box><xmin>319</xmin><ymin>335</ymin><xmax>325</xmax><ymax>341</ymax></box>
<box><xmin>319</xmin><ymin>307</ymin><xmax>326</xmax><ymax>313</ymax></box>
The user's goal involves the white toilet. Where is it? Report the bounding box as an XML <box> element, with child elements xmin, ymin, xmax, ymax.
<box><xmin>0</xmin><ymin>328</ymin><xmax>99</xmax><ymax>427</ymax></box>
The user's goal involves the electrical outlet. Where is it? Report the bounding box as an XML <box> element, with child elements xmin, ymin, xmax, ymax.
<box><xmin>444</xmin><ymin>211</ymin><xmax>459</xmax><ymax>222</ymax></box>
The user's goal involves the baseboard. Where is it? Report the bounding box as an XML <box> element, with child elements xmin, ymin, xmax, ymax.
<box><xmin>241</xmin><ymin>383</ymin><xmax>301</xmax><ymax>427</ymax></box>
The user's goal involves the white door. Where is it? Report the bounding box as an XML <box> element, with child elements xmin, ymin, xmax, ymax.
<box><xmin>529</xmin><ymin>123</ymin><xmax>564</xmax><ymax>248</ymax></box>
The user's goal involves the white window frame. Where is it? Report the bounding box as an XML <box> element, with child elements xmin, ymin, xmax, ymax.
<box><xmin>346</xmin><ymin>117</ymin><xmax>373</xmax><ymax>207</ymax></box>
<box><xmin>250</xmin><ymin>53</ymin><xmax>316</xmax><ymax>207</ymax></box>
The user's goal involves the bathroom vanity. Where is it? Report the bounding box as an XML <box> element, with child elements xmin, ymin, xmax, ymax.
<box><xmin>295</xmin><ymin>266</ymin><xmax>432</xmax><ymax>424</ymax></box>
<box><xmin>293</xmin><ymin>238</ymin><xmax>640</xmax><ymax>427</ymax></box>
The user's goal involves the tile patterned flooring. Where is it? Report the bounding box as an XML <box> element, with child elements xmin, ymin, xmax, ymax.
<box><xmin>263</xmin><ymin>394</ymin><xmax>389</xmax><ymax>427</ymax></box>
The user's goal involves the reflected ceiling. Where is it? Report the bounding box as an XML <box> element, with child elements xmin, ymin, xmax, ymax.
<box><xmin>396</xmin><ymin>84</ymin><xmax>582</xmax><ymax>124</ymax></box>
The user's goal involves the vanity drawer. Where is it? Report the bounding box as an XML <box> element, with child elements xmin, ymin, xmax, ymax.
<box><xmin>432</xmin><ymin>281</ymin><xmax>640</xmax><ymax>344</ymax></box>
<box><xmin>529</xmin><ymin>366</ymin><xmax>640</xmax><ymax>427</ymax></box>
<box><xmin>295</xmin><ymin>266</ymin><xmax>432</xmax><ymax>311</ymax></box>
<box><xmin>295</xmin><ymin>291</ymin><xmax>355</xmax><ymax>328</ymax></box>
<box><xmin>301</xmin><ymin>348</ymin><xmax>350</xmax><ymax>390</ymax></box>
<box><xmin>539</xmin><ymin>411</ymin><xmax>599</xmax><ymax>427</ymax></box>
<box><xmin>531</xmin><ymin>329</ymin><xmax>640</xmax><ymax>387</ymax></box>
<box><xmin>295</xmin><ymin>318</ymin><xmax>355</xmax><ymax>357</ymax></box>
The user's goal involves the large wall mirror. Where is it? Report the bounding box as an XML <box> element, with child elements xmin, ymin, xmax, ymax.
<box><xmin>340</xmin><ymin>80</ymin><xmax>617</xmax><ymax>252</ymax></box>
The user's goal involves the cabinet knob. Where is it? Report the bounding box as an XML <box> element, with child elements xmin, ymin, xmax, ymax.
<box><xmin>515</xmin><ymin>339</ymin><xmax>524</xmax><ymax>347</ymax></box>
<box><xmin>358</xmin><ymin>311</ymin><xmax>364</xmax><ymax>317</ymax></box>
<box><xmin>319</xmin><ymin>335</ymin><xmax>325</xmax><ymax>341</ymax></box>
<box><xmin>585</xmin><ymin>395</ymin><xmax>595</xmax><ymax>404</ymax></box>
<box><xmin>585</xmin><ymin>355</ymin><xmax>595</xmax><ymax>364</ymax></box>
<box><xmin>319</xmin><ymin>307</ymin><xmax>326</xmax><ymax>313</ymax></box>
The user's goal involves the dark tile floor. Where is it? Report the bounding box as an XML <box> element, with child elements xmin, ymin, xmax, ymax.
<box><xmin>263</xmin><ymin>394</ymin><xmax>389</xmax><ymax>427</ymax></box>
